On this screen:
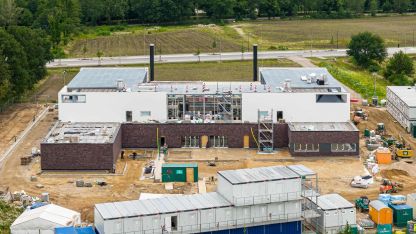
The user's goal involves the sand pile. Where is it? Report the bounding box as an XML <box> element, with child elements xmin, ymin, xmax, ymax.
<box><xmin>384</xmin><ymin>161</ymin><xmax>416</xmax><ymax>177</ymax></box>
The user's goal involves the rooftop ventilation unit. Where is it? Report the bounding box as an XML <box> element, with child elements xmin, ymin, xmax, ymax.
<box><xmin>117</xmin><ymin>79</ymin><xmax>125</xmax><ymax>91</ymax></box>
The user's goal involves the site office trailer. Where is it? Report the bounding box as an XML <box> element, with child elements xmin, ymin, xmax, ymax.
<box><xmin>94</xmin><ymin>205</ymin><xmax>236</xmax><ymax>234</ymax></box>
<box><xmin>316</xmin><ymin>206</ymin><xmax>356</xmax><ymax>234</ymax></box>
<box><xmin>217</xmin><ymin>174</ymin><xmax>302</xmax><ymax>206</ymax></box>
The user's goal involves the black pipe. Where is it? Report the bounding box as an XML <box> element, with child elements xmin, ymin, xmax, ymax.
<box><xmin>253</xmin><ymin>44</ymin><xmax>258</xmax><ymax>82</ymax></box>
<box><xmin>150</xmin><ymin>44</ymin><xmax>155</xmax><ymax>82</ymax></box>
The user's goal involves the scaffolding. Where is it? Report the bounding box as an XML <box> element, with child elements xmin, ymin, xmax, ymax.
<box><xmin>258</xmin><ymin>109</ymin><xmax>274</xmax><ymax>153</ymax></box>
<box><xmin>167</xmin><ymin>94</ymin><xmax>242</xmax><ymax>122</ymax></box>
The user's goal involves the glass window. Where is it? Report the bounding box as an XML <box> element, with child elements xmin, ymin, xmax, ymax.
<box><xmin>331</xmin><ymin>143</ymin><xmax>356</xmax><ymax>152</ymax></box>
<box><xmin>294</xmin><ymin>143</ymin><xmax>319</xmax><ymax>152</ymax></box>
<box><xmin>140</xmin><ymin>111</ymin><xmax>151</xmax><ymax>117</ymax></box>
<box><xmin>62</xmin><ymin>95</ymin><xmax>86</xmax><ymax>103</ymax></box>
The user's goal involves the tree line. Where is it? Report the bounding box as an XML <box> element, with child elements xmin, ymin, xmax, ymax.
<box><xmin>0</xmin><ymin>0</ymin><xmax>52</xmax><ymax>106</ymax></box>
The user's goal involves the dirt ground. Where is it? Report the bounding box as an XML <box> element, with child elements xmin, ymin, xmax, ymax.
<box><xmin>0</xmin><ymin>104</ymin><xmax>42</xmax><ymax>156</ymax></box>
<box><xmin>1</xmin><ymin>103</ymin><xmax>416</xmax><ymax>223</ymax></box>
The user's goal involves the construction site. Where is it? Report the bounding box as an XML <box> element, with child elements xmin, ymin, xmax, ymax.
<box><xmin>1</xmin><ymin>46</ymin><xmax>416</xmax><ymax>234</ymax></box>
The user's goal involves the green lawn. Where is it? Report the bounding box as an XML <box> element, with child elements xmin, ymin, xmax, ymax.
<box><xmin>66</xmin><ymin>15</ymin><xmax>416</xmax><ymax>58</ymax></box>
<box><xmin>312</xmin><ymin>57</ymin><xmax>391</xmax><ymax>99</ymax></box>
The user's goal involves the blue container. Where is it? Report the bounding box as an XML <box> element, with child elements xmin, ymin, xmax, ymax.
<box><xmin>376</xmin><ymin>224</ymin><xmax>392</xmax><ymax>234</ymax></box>
<box><xmin>55</xmin><ymin>226</ymin><xmax>96</xmax><ymax>234</ymax></box>
<box><xmin>379</xmin><ymin>194</ymin><xmax>391</xmax><ymax>205</ymax></box>
<box><xmin>390</xmin><ymin>195</ymin><xmax>406</xmax><ymax>203</ymax></box>
<box><xmin>200</xmin><ymin>221</ymin><xmax>301</xmax><ymax>234</ymax></box>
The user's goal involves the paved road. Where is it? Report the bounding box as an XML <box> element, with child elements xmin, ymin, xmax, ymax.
<box><xmin>47</xmin><ymin>47</ymin><xmax>416</xmax><ymax>68</ymax></box>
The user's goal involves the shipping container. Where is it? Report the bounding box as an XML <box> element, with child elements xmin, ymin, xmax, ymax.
<box><xmin>407</xmin><ymin>193</ymin><xmax>416</xmax><ymax>218</ymax></box>
<box><xmin>376</xmin><ymin>224</ymin><xmax>392</xmax><ymax>234</ymax></box>
<box><xmin>369</xmin><ymin>200</ymin><xmax>393</xmax><ymax>225</ymax></box>
<box><xmin>161</xmin><ymin>163</ymin><xmax>198</xmax><ymax>182</ymax></box>
<box><xmin>388</xmin><ymin>203</ymin><xmax>413</xmax><ymax>228</ymax></box>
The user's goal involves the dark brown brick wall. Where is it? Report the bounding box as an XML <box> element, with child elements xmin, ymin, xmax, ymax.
<box><xmin>121</xmin><ymin>123</ymin><xmax>289</xmax><ymax>149</ymax></box>
<box><xmin>40</xmin><ymin>126</ymin><xmax>122</xmax><ymax>171</ymax></box>
<box><xmin>288</xmin><ymin>130</ymin><xmax>359</xmax><ymax>156</ymax></box>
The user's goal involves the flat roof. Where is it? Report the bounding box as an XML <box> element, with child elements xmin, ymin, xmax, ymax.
<box><xmin>67</xmin><ymin>67</ymin><xmax>147</xmax><ymax>90</ymax></box>
<box><xmin>95</xmin><ymin>192</ymin><xmax>231</xmax><ymax>220</ymax></box>
<box><xmin>388</xmin><ymin>86</ymin><xmax>416</xmax><ymax>107</ymax></box>
<box><xmin>162</xmin><ymin>163</ymin><xmax>198</xmax><ymax>168</ymax></box>
<box><xmin>44</xmin><ymin>122</ymin><xmax>120</xmax><ymax>144</ymax></box>
<box><xmin>66</xmin><ymin>67</ymin><xmax>347</xmax><ymax>94</ymax></box>
<box><xmin>260</xmin><ymin>67</ymin><xmax>346</xmax><ymax>92</ymax></box>
<box><xmin>287</xmin><ymin>165</ymin><xmax>316</xmax><ymax>176</ymax></box>
<box><xmin>217</xmin><ymin>166</ymin><xmax>300</xmax><ymax>185</ymax></box>
<box><xmin>315</xmin><ymin>194</ymin><xmax>354</xmax><ymax>211</ymax></box>
<box><xmin>288</xmin><ymin>122</ymin><xmax>358</xmax><ymax>132</ymax></box>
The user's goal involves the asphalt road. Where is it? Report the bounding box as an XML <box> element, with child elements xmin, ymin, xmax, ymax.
<box><xmin>47</xmin><ymin>47</ymin><xmax>416</xmax><ymax>68</ymax></box>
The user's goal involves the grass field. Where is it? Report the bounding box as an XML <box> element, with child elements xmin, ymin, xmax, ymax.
<box><xmin>67</xmin><ymin>15</ymin><xmax>416</xmax><ymax>58</ymax></box>
<box><xmin>311</xmin><ymin>57</ymin><xmax>391</xmax><ymax>99</ymax></box>
<box><xmin>154</xmin><ymin>59</ymin><xmax>298</xmax><ymax>81</ymax></box>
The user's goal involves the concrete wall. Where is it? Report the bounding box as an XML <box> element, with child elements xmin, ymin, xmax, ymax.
<box><xmin>41</xmin><ymin>126</ymin><xmax>122</xmax><ymax>171</ymax></box>
<box><xmin>58</xmin><ymin>87</ymin><xmax>167</xmax><ymax>123</ymax></box>
<box><xmin>121</xmin><ymin>123</ymin><xmax>289</xmax><ymax>149</ymax></box>
<box><xmin>242</xmin><ymin>92</ymin><xmax>350</xmax><ymax>123</ymax></box>
<box><xmin>288</xmin><ymin>130</ymin><xmax>359</xmax><ymax>156</ymax></box>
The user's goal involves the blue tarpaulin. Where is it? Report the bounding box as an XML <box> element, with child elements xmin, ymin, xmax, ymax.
<box><xmin>55</xmin><ymin>226</ymin><xmax>95</xmax><ymax>234</ymax></box>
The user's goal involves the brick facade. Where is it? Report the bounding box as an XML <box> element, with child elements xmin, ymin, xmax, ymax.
<box><xmin>121</xmin><ymin>123</ymin><xmax>289</xmax><ymax>149</ymax></box>
<box><xmin>288</xmin><ymin>130</ymin><xmax>359</xmax><ymax>156</ymax></box>
<box><xmin>41</xmin><ymin>126</ymin><xmax>122</xmax><ymax>171</ymax></box>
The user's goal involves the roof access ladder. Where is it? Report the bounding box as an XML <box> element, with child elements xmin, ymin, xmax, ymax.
<box><xmin>258</xmin><ymin>110</ymin><xmax>274</xmax><ymax>153</ymax></box>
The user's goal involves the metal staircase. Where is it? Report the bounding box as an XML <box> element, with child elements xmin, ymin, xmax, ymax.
<box><xmin>258</xmin><ymin>110</ymin><xmax>274</xmax><ymax>153</ymax></box>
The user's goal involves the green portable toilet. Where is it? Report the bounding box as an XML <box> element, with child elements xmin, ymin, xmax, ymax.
<box><xmin>376</xmin><ymin>224</ymin><xmax>392</xmax><ymax>234</ymax></box>
<box><xmin>388</xmin><ymin>203</ymin><xmax>413</xmax><ymax>228</ymax></box>
<box><xmin>161</xmin><ymin>163</ymin><xmax>198</xmax><ymax>182</ymax></box>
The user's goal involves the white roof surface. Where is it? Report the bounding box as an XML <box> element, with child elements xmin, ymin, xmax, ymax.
<box><xmin>287</xmin><ymin>165</ymin><xmax>316</xmax><ymax>176</ymax></box>
<box><xmin>95</xmin><ymin>192</ymin><xmax>231</xmax><ymax>220</ymax></box>
<box><xmin>11</xmin><ymin>204</ymin><xmax>80</xmax><ymax>230</ymax></box>
<box><xmin>316</xmin><ymin>194</ymin><xmax>354</xmax><ymax>210</ymax></box>
<box><xmin>388</xmin><ymin>86</ymin><xmax>416</xmax><ymax>107</ymax></box>
<box><xmin>217</xmin><ymin>166</ymin><xmax>300</xmax><ymax>185</ymax></box>
<box><xmin>139</xmin><ymin>193</ymin><xmax>182</xmax><ymax>200</ymax></box>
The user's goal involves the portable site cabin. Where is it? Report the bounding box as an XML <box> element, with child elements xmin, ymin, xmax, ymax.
<box><xmin>407</xmin><ymin>193</ymin><xmax>416</xmax><ymax>218</ymax></box>
<box><xmin>369</xmin><ymin>200</ymin><xmax>393</xmax><ymax>225</ymax></box>
<box><xmin>313</xmin><ymin>193</ymin><xmax>356</xmax><ymax>234</ymax></box>
<box><xmin>388</xmin><ymin>203</ymin><xmax>413</xmax><ymax>227</ymax></box>
<box><xmin>10</xmin><ymin>204</ymin><xmax>81</xmax><ymax>234</ymax></box>
<box><xmin>217</xmin><ymin>166</ymin><xmax>302</xmax><ymax>206</ymax></box>
<box><xmin>94</xmin><ymin>192</ymin><xmax>233</xmax><ymax>234</ymax></box>
<box><xmin>161</xmin><ymin>163</ymin><xmax>198</xmax><ymax>182</ymax></box>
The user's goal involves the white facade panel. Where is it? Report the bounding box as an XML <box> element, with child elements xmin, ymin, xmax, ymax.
<box><xmin>242</xmin><ymin>92</ymin><xmax>350</xmax><ymax>123</ymax></box>
<box><xmin>225</xmin><ymin>177</ymin><xmax>302</xmax><ymax>206</ymax></box>
<box><xmin>58</xmin><ymin>88</ymin><xmax>167</xmax><ymax>123</ymax></box>
<box><xmin>318</xmin><ymin>207</ymin><xmax>356</xmax><ymax>234</ymax></box>
<box><xmin>217</xmin><ymin>176</ymin><xmax>233</xmax><ymax>203</ymax></box>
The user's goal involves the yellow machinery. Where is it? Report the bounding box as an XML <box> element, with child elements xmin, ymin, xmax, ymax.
<box><xmin>394</xmin><ymin>135</ymin><xmax>414</xmax><ymax>159</ymax></box>
<box><xmin>396</xmin><ymin>149</ymin><xmax>414</xmax><ymax>158</ymax></box>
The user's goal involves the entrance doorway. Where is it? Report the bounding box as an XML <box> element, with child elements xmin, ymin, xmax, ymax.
<box><xmin>160</xmin><ymin>136</ymin><xmax>166</xmax><ymax>146</ymax></box>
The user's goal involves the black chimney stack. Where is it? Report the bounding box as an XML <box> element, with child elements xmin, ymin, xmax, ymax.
<box><xmin>150</xmin><ymin>44</ymin><xmax>155</xmax><ymax>82</ymax></box>
<box><xmin>253</xmin><ymin>44</ymin><xmax>258</xmax><ymax>82</ymax></box>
